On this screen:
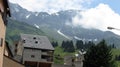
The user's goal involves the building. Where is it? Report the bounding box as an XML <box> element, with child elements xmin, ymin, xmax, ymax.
<box><xmin>0</xmin><ymin>0</ymin><xmax>25</xmax><ymax>67</ymax></box>
<box><xmin>64</xmin><ymin>55</ymin><xmax>74</xmax><ymax>66</ymax></box>
<box><xmin>15</xmin><ymin>34</ymin><xmax>54</xmax><ymax>67</ymax></box>
<box><xmin>0</xmin><ymin>0</ymin><xmax>10</xmax><ymax>67</ymax></box>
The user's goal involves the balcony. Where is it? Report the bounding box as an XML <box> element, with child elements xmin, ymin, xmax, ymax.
<box><xmin>42</xmin><ymin>51</ymin><xmax>53</xmax><ymax>56</ymax></box>
<box><xmin>41</xmin><ymin>56</ymin><xmax>53</xmax><ymax>63</ymax></box>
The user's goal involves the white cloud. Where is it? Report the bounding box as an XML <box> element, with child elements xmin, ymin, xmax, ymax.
<box><xmin>9</xmin><ymin>0</ymin><xmax>93</xmax><ymax>13</ymax></box>
<box><xmin>72</xmin><ymin>3</ymin><xmax>120</xmax><ymax>35</ymax></box>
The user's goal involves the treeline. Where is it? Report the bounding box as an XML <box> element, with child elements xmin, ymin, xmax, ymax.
<box><xmin>51</xmin><ymin>40</ymin><xmax>95</xmax><ymax>53</ymax></box>
<box><xmin>61</xmin><ymin>40</ymin><xmax>75</xmax><ymax>52</ymax></box>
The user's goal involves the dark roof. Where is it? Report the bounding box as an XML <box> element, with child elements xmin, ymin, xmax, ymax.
<box><xmin>3</xmin><ymin>0</ymin><xmax>11</xmax><ymax>17</ymax></box>
<box><xmin>14</xmin><ymin>55</ymin><xmax>22</xmax><ymax>63</ymax></box>
<box><xmin>5</xmin><ymin>41</ymin><xmax>14</xmax><ymax>57</ymax></box>
<box><xmin>20</xmin><ymin>34</ymin><xmax>54</xmax><ymax>50</ymax></box>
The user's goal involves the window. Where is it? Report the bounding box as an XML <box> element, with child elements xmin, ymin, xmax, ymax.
<box><xmin>35</xmin><ymin>41</ymin><xmax>38</xmax><ymax>44</ymax></box>
<box><xmin>15</xmin><ymin>44</ymin><xmax>18</xmax><ymax>47</ymax></box>
<box><xmin>23</xmin><ymin>40</ymin><xmax>26</xmax><ymax>43</ymax></box>
<box><xmin>31</xmin><ymin>55</ymin><xmax>35</xmax><ymax>58</ymax></box>
<box><xmin>15</xmin><ymin>49</ymin><xmax>17</xmax><ymax>52</ymax></box>
<box><xmin>33</xmin><ymin>37</ymin><xmax>36</xmax><ymax>39</ymax></box>
<box><xmin>0</xmin><ymin>38</ymin><xmax>3</xmax><ymax>47</ymax></box>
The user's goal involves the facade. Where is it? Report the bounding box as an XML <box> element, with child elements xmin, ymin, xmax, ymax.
<box><xmin>64</xmin><ymin>55</ymin><xmax>74</xmax><ymax>66</ymax></box>
<box><xmin>0</xmin><ymin>0</ymin><xmax>11</xmax><ymax>67</ymax></box>
<box><xmin>15</xmin><ymin>34</ymin><xmax>54</xmax><ymax>67</ymax></box>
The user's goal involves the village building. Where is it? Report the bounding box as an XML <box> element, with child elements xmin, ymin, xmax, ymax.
<box><xmin>0</xmin><ymin>0</ymin><xmax>24</xmax><ymax>67</ymax></box>
<box><xmin>14</xmin><ymin>34</ymin><xmax>54</xmax><ymax>67</ymax></box>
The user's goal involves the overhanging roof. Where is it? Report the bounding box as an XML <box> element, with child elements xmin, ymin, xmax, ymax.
<box><xmin>20</xmin><ymin>34</ymin><xmax>54</xmax><ymax>50</ymax></box>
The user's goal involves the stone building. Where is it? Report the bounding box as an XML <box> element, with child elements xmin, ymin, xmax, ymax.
<box><xmin>14</xmin><ymin>34</ymin><xmax>54</xmax><ymax>67</ymax></box>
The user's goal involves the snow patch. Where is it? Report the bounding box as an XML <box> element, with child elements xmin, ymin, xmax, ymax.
<box><xmin>57</xmin><ymin>30</ymin><xmax>71</xmax><ymax>40</ymax></box>
<box><xmin>94</xmin><ymin>38</ymin><xmax>98</xmax><ymax>41</ymax></box>
<box><xmin>26</xmin><ymin>14</ymin><xmax>31</xmax><ymax>19</ymax></box>
<box><xmin>34</xmin><ymin>24</ymin><xmax>40</xmax><ymax>29</ymax></box>
<box><xmin>74</xmin><ymin>36</ymin><xmax>82</xmax><ymax>40</ymax></box>
<box><xmin>55</xmin><ymin>13</ymin><xmax>59</xmax><ymax>16</ymax></box>
<box><xmin>74</xmin><ymin>37</ymin><xmax>98</xmax><ymax>42</ymax></box>
<box><xmin>53</xmin><ymin>13</ymin><xmax>59</xmax><ymax>16</ymax></box>
<box><xmin>35</xmin><ymin>12</ymin><xmax>39</xmax><ymax>16</ymax></box>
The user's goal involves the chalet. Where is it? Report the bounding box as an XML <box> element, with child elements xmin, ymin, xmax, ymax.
<box><xmin>14</xmin><ymin>34</ymin><xmax>54</xmax><ymax>67</ymax></box>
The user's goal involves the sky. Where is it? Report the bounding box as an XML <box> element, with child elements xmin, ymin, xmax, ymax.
<box><xmin>9</xmin><ymin>0</ymin><xmax>120</xmax><ymax>35</ymax></box>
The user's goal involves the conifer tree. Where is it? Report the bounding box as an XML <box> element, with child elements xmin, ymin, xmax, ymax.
<box><xmin>83</xmin><ymin>40</ymin><xmax>115</xmax><ymax>67</ymax></box>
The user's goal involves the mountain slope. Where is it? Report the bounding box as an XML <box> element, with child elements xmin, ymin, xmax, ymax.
<box><xmin>6</xmin><ymin>19</ymin><xmax>44</xmax><ymax>44</ymax></box>
<box><xmin>6</xmin><ymin>19</ymin><xmax>68</xmax><ymax>45</ymax></box>
<box><xmin>8</xmin><ymin>3</ymin><xmax>120</xmax><ymax>47</ymax></box>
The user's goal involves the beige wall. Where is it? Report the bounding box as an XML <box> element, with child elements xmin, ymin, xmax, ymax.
<box><xmin>3</xmin><ymin>56</ymin><xmax>25</xmax><ymax>67</ymax></box>
<box><xmin>0</xmin><ymin>14</ymin><xmax>6</xmax><ymax>67</ymax></box>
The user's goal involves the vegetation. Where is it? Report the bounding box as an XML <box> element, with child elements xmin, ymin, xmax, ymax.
<box><xmin>6</xmin><ymin>19</ymin><xmax>120</xmax><ymax>66</ymax></box>
<box><xmin>112</xmin><ymin>49</ymin><xmax>120</xmax><ymax>67</ymax></box>
<box><xmin>83</xmin><ymin>40</ymin><xmax>116</xmax><ymax>67</ymax></box>
<box><xmin>61</xmin><ymin>40</ymin><xmax>75</xmax><ymax>52</ymax></box>
<box><xmin>76</xmin><ymin>40</ymin><xmax>94</xmax><ymax>50</ymax></box>
<box><xmin>6</xmin><ymin>19</ymin><xmax>45</xmax><ymax>45</ymax></box>
<box><xmin>51</xmin><ymin>41</ymin><xmax>58</xmax><ymax>47</ymax></box>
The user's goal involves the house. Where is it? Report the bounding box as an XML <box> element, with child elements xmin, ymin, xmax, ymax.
<box><xmin>0</xmin><ymin>0</ymin><xmax>25</xmax><ymax>67</ymax></box>
<box><xmin>0</xmin><ymin>0</ymin><xmax>10</xmax><ymax>66</ymax></box>
<box><xmin>3</xmin><ymin>42</ymin><xmax>25</xmax><ymax>67</ymax></box>
<box><xmin>64</xmin><ymin>55</ymin><xmax>74</xmax><ymax>66</ymax></box>
<box><xmin>14</xmin><ymin>34</ymin><xmax>54</xmax><ymax>67</ymax></box>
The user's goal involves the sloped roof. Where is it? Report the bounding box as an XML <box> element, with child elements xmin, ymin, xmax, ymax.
<box><xmin>20</xmin><ymin>34</ymin><xmax>54</xmax><ymax>50</ymax></box>
<box><xmin>5</xmin><ymin>41</ymin><xmax>13</xmax><ymax>57</ymax></box>
<box><xmin>3</xmin><ymin>0</ymin><xmax>11</xmax><ymax>17</ymax></box>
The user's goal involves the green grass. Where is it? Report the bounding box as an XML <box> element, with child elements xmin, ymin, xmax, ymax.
<box><xmin>53</xmin><ymin>46</ymin><xmax>75</xmax><ymax>64</ymax></box>
<box><xmin>112</xmin><ymin>48</ymin><xmax>120</xmax><ymax>67</ymax></box>
<box><xmin>53</xmin><ymin>48</ymin><xmax>120</xmax><ymax>66</ymax></box>
<box><xmin>112</xmin><ymin>48</ymin><xmax>120</xmax><ymax>58</ymax></box>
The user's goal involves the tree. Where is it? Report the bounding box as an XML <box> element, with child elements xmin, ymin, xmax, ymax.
<box><xmin>61</xmin><ymin>40</ymin><xmax>75</xmax><ymax>52</ymax></box>
<box><xmin>83</xmin><ymin>40</ymin><xmax>115</xmax><ymax>67</ymax></box>
<box><xmin>51</xmin><ymin>41</ymin><xmax>58</xmax><ymax>47</ymax></box>
<box><xmin>61</xmin><ymin>41</ymin><xmax>65</xmax><ymax>48</ymax></box>
<box><xmin>84</xmin><ymin>41</ymin><xmax>95</xmax><ymax>49</ymax></box>
<box><xmin>111</xmin><ymin>44</ymin><xmax>116</xmax><ymax>48</ymax></box>
<box><xmin>76</xmin><ymin>40</ymin><xmax>84</xmax><ymax>50</ymax></box>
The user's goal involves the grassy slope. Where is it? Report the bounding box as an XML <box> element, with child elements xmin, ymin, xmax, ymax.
<box><xmin>54</xmin><ymin>46</ymin><xmax>75</xmax><ymax>64</ymax></box>
<box><xmin>6</xmin><ymin>19</ymin><xmax>45</xmax><ymax>44</ymax></box>
<box><xmin>6</xmin><ymin>19</ymin><xmax>68</xmax><ymax>45</ymax></box>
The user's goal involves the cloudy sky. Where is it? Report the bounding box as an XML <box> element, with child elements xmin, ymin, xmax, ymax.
<box><xmin>9</xmin><ymin>0</ymin><xmax>120</xmax><ymax>35</ymax></box>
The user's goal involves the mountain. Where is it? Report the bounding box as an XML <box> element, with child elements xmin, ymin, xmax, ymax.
<box><xmin>6</xmin><ymin>19</ymin><xmax>44</xmax><ymax>44</ymax></box>
<box><xmin>6</xmin><ymin>19</ymin><xmax>68</xmax><ymax>45</ymax></box>
<box><xmin>8</xmin><ymin>3</ymin><xmax>120</xmax><ymax>47</ymax></box>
